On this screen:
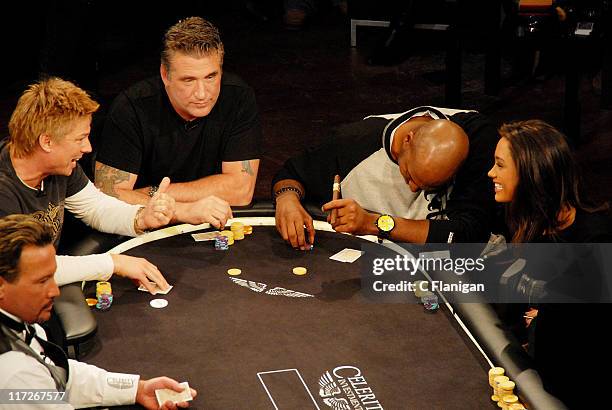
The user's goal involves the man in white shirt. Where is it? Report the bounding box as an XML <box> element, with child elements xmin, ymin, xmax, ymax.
<box><xmin>0</xmin><ymin>77</ymin><xmax>188</xmax><ymax>293</ymax></box>
<box><xmin>0</xmin><ymin>214</ymin><xmax>197</xmax><ymax>409</ymax></box>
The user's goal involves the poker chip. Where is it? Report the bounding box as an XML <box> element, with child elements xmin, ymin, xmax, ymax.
<box><xmin>96</xmin><ymin>281</ymin><xmax>112</xmax><ymax>299</ymax></box>
<box><xmin>502</xmin><ymin>395</ymin><xmax>519</xmax><ymax>406</ymax></box>
<box><xmin>150</xmin><ymin>299</ymin><xmax>168</xmax><ymax>309</ymax></box>
<box><xmin>227</xmin><ymin>268</ymin><xmax>242</xmax><ymax>276</ymax></box>
<box><xmin>215</xmin><ymin>236</ymin><xmax>229</xmax><ymax>250</ymax></box>
<box><xmin>231</xmin><ymin>222</ymin><xmax>245</xmax><ymax>240</ymax></box>
<box><xmin>96</xmin><ymin>294</ymin><xmax>113</xmax><ymax>311</ymax></box>
<box><xmin>421</xmin><ymin>293</ymin><xmax>439</xmax><ymax>311</ymax></box>
<box><xmin>292</xmin><ymin>267</ymin><xmax>307</xmax><ymax>276</ymax></box>
<box><xmin>493</xmin><ymin>376</ymin><xmax>509</xmax><ymax>397</ymax></box>
<box><xmin>243</xmin><ymin>225</ymin><xmax>253</xmax><ymax>235</ymax></box>
<box><xmin>493</xmin><ymin>376</ymin><xmax>509</xmax><ymax>386</ymax></box>
<box><xmin>86</xmin><ymin>298</ymin><xmax>97</xmax><ymax>307</ymax></box>
<box><xmin>498</xmin><ymin>380</ymin><xmax>515</xmax><ymax>396</ymax></box>
<box><xmin>220</xmin><ymin>230</ymin><xmax>235</xmax><ymax>245</ymax></box>
<box><xmin>488</xmin><ymin>367</ymin><xmax>505</xmax><ymax>387</ymax></box>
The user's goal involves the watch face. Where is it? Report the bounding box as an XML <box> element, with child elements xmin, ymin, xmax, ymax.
<box><xmin>377</xmin><ymin>215</ymin><xmax>395</xmax><ymax>232</ymax></box>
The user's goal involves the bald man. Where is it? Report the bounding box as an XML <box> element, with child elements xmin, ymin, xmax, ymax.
<box><xmin>273</xmin><ymin>106</ymin><xmax>500</xmax><ymax>248</ymax></box>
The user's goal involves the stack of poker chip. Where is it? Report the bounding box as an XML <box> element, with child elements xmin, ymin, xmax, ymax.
<box><xmin>214</xmin><ymin>235</ymin><xmax>229</xmax><ymax>250</ymax></box>
<box><xmin>230</xmin><ymin>222</ymin><xmax>245</xmax><ymax>240</ymax></box>
<box><xmin>500</xmin><ymin>394</ymin><xmax>519</xmax><ymax>409</ymax></box>
<box><xmin>491</xmin><ymin>375</ymin><xmax>509</xmax><ymax>403</ymax></box>
<box><xmin>421</xmin><ymin>292</ymin><xmax>439</xmax><ymax>311</ymax></box>
<box><xmin>489</xmin><ymin>368</ymin><xmax>526</xmax><ymax>409</ymax></box>
<box><xmin>497</xmin><ymin>381</ymin><xmax>516</xmax><ymax>407</ymax></box>
<box><xmin>413</xmin><ymin>280</ymin><xmax>439</xmax><ymax>311</ymax></box>
<box><xmin>489</xmin><ymin>367</ymin><xmax>504</xmax><ymax>382</ymax></box>
<box><xmin>220</xmin><ymin>230</ymin><xmax>235</xmax><ymax>245</ymax></box>
<box><xmin>488</xmin><ymin>367</ymin><xmax>505</xmax><ymax>394</ymax></box>
<box><xmin>95</xmin><ymin>281</ymin><xmax>113</xmax><ymax>310</ymax></box>
<box><xmin>243</xmin><ymin>225</ymin><xmax>253</xmax><ymax>235</ymax></box>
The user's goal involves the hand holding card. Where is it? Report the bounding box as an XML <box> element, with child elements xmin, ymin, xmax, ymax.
<box><xmin>138</xmin><ymin>283</ymin><xmax>174</xmax><ymax>295</ymax></box>
<box><xmin>155</xmin><ymin>381</ymin><xmax>194</xmax><ymax>407</ymax></box>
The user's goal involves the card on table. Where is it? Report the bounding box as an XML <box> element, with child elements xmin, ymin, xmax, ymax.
<box><xmin>138</xmin><ymin>283</ymin><xmax>174</xmax><ymax>295</ymax></box>
<box><xmin>155</xmin><ymin>381</ymin><xmax>193</xmax><ymax>406</ymax></box>
<box><xmin>191</xmin><ymin>231</ymin><xmax>221</xmax><ymax>241</ymax></box>
<box><xmin>329</xmin><ymin>248</ymin><xmax>363</xmax><ymax>263</ymax></box>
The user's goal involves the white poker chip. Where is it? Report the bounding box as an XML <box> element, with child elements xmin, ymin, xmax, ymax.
<box><xmin>150</xmin><ymin>298</ymin><xmax>168</xmax><ymax>309</ymax></box>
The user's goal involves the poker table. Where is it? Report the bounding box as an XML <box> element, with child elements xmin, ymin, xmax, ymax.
<box><xmin>81</xmin><ymin>214</ymin><xmax>496</xmax><ymax>410</ymax></box>
<box><xmin>73</xmin><ymin>204</ymin><xmax>567</xmax><ymax>410</ymax></box>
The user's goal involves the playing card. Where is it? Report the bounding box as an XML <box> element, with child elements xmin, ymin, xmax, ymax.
<box><xmin>138</xmin><ymin>283</ymin><xmax>173</xmax><ymax>295</ymax></box>
<box><xmin>329</xmin><ymin>248</ymin><xmax>363</xmax><ymax>263</ymax></box>
<box><xmin>155</xmin><ymin>381</ymin><xmax>193</xmax><ymax>406</ymax></box>
<box><xmin>191</xmin><ymin>231</ymin><xmax>221</xmax><ymax>241</ymax></box>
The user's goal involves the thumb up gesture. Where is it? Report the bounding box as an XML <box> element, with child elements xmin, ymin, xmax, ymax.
<box><xmin>138</xmin><ymin>177</ymin><xmax>176</xmax><ymax>232</ymax></box>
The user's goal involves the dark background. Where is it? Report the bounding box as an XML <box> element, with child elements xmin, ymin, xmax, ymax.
<box><xmin>1</xmin><ymin>0</ymin><xmax>610</xmax><ymax>205</ymax></box>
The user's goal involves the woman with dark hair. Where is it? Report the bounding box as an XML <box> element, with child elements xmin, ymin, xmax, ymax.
<box><xmin>487</xmin><ymin>119</ymin><xmax>611</xmax><ymax>406</ymax></box>
<box><xmin>489</xmin><ymin>119</ymin><xmax>605</xmax><ymax>243</ymax></box>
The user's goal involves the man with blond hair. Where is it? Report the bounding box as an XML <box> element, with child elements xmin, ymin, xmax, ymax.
<box><xmin>95</xmin><ymin>16</ymin><xmax>259</xmax><ymax>225</ymax></box>
<box><xmin>0</xmin><ymin>77</ymin><xmax>173</xmax><ymax>293</ymax></box>
<box><xmin>0</xmin><ymin>214</ymin><xmax>197</xmax><ymax>409</ymax></box>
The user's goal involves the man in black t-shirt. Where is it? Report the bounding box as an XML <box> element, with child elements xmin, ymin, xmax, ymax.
<box><xmin>95</xmin><ymin>17</ymin><xmax>261</xmax><ymax>227</ymax></box>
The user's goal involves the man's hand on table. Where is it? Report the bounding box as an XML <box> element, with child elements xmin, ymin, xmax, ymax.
<box><xmin>110</xmin><ymin>254</ymin><xmax>170</xmax><ymax>294</ymax></box>
<box><xmin>275</xmin><ymin>192</ymin><xmax>315</xmax><ymax>250</ymax></box>
<box><xmin>175</xmin><ymin>195</ymin><xmax>233</xmax><ymax>229</ymax></box>
<box><xmin>136</xmin><ymin>377</ymin><xmax>197</xmax><ymax>409</ymax></box>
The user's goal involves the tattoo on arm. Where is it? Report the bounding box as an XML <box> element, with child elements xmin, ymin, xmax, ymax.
<box><xmin>95</xmin><ymin>164</ymin><xmax>131</xmax><ymax>198</ymax></box>
<box><xmin>241</xmin><ymin>160</ymin><xmax>254</xmax><ymax>176</ymax></box>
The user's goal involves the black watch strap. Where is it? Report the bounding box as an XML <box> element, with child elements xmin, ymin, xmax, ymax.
<box><xmin>378</xmin><ymin>229</ymin><xmax>392</xmax><ymax>239</ymax></box>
